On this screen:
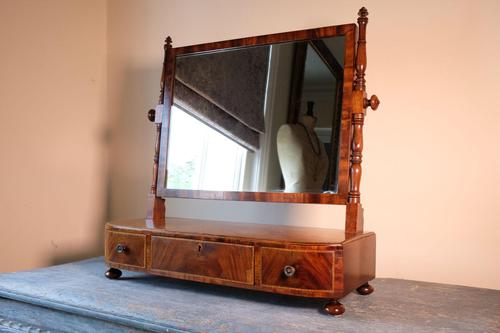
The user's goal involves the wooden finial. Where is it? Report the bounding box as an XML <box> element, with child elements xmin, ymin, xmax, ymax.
<box><xmin>159</xmin><ymin>37</ymin><xmax>173</xmax><ymax>104</ymax></box>
<box><xmin>164</xmin><ymin>36</ymin><xmax>172</xmax><ymax>50</ymax></box>
<box><xmin>358</xmin><ymin>7</ymin><xmax>368</xmax><ymax>19</ymax></box>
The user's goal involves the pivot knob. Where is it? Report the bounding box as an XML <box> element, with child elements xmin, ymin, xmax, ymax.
<box><xmin>147</xmin><ymin>109</ymin><xmax>156</xmax><ymax>122</ymax></box>
<box><xmin>364</xmin><ymin>95</ymin><xmax>380</xmax><ymax>110</ymax></box>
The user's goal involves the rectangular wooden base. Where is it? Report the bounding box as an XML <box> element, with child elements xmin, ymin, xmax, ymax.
<box><xmin>104</xmin><ymin>218</ymin><xmax>375</xmax><ymax>299</ymax></box>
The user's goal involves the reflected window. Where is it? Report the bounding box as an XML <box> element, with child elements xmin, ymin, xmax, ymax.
<box><xmin>167</xmin><ymin>105</ymin><xmax>247</xmax><ymax>191</ymax></box>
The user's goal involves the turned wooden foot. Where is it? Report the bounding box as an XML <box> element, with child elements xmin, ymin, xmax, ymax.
<box><xmin>356</xmin><ymin>282</ymin><xmax>374</xmax><ymax>295</ymax></box>
<box><xmin>324</xmin><ymin>300</ymin><xmax>345</xmax><ymax>316</ymax></box>
<box><xmin>105</xmin><ymin>268</ymin><xmax>122</xmax><ymax>279</ymax></box>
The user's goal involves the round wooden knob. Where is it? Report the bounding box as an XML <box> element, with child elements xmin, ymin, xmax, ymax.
<box><xmin>364</xmin><ymin>95</ymin><xmax>380</xmax><ymax>110</ymax></box>
<box><xmin>147</xmin><ymin>109</ymin><xmax>156</xmax><ymax>122</ymax></box>
<box><xmin>283</xmin><ymin>265</ymin><xmax>296</xmax><ymax>277</ymax></box>
<box><xmin>116</xmin><ymin>244</ymin><xmax>127</xmax><ymax>254</ymax></box>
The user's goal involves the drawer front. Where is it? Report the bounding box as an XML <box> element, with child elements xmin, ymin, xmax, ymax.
<box><xmin>151</xmin><ymin>237</ymin><xmax>254</xmax><ymax>284</ymax></box>
<box><xmin>105</xmin><ymin>231</ymin><xmax>146</xmax><ymax>268</ymax></box>
<box><xmin>261</xmin><ymin>247</ymin><xmax>333</xmax><ymax>291</ymax></box>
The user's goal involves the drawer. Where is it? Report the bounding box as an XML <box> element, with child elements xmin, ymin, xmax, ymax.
<box><xmin>151</xmin><ymin>237</ymin><xmax>254</xmax><ymax>284</ymax></box>
<box><xmin>105</xmin><ymin>231</ymin><xmax>146</xmax><ymax>268</ymax></box>
<box><xmin>261</xmin><ymin>247</ymin><xmax>333</xmax><ymax>290</ymax></box>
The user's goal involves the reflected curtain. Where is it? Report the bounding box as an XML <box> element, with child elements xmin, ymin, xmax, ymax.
<box><xmin>174</xmin><ymin>45</ymin><xmax>270</xmax><ymax>151</ymax></box>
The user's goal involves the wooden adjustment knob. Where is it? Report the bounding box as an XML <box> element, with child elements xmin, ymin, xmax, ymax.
<box><xmin>364</xmin><ymin>95</ymin><xmax>380</xmax><ymax>110</ymax></box>
<box><xmin>147</xmin><ymin>109</ymin><xmax>156</xmax><ymax>122</ymax></box>
<box><xmin>283</xmin><ymin>265</ymin><xmax>296</xmax><ymax>277</ymax></box>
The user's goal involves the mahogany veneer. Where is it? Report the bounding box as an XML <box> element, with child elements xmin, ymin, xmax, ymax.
<box><xmin>105</xmin><ymin>219</ymin><xmax>375</xmax><ymax>300</ymax></box>
<box><xmin>151</xmin><ymin>236</ymin><xmax>254</xmax><ymax>285</ymax></box>
<box><xmin>105</xmin><ymin>231</ymin><xmax>146</xmax><ymax>269</ymax></box>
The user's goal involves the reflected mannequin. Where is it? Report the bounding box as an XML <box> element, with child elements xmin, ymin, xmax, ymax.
<box><xmin>277</xmin><ymin>104</ymin><xmax>329</xmax><ymax>193</ymax></box>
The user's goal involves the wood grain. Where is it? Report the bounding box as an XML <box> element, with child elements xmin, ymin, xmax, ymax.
<box><xmin>342</xmin><ymin>232</ymin><xmax>376</xmax><ymax>296</ymax></box>
<box><xmin>163</xmin><ymin>189</ymin><xmax>347</xmax><ymax>205</ymax></box>
<box><xmin>261</xmin><ymin>247</ymin><xmax>333</xmax><ymax>291</ymax></box>
<box><xmin>151</xmin><ymin>236</ymin><xmax>254</xmax><ymax>284</ymax></box>
<box><xmin>105</xmin><ymin>231</ymin><xmax>146</xmax><ymax>269</ymax></box>
<box><xmin>174</xmin><ymin>24</ymin><xmax>356</xmax><ymax>55</ymax></box>
<box><xmin>105</xmin><ymin>219</ymin><xmax>375</xmax><ymax>299</ymax></box>
<box><xmin>106</xmin><ymin>218</ymin><xmax>367</xmax><ymax>248</ymax></box>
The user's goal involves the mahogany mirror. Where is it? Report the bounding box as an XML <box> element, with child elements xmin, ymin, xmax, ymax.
<box><xmin>155</xmin><ymin>25</ymin><xmax>358</xmax><ymax>205</ymax></box>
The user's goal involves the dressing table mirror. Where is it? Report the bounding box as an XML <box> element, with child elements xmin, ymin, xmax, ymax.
<box><xmin>104</xmin><ymin>7</ymin><xmax>380</xmax><ymax>316</ymax></box>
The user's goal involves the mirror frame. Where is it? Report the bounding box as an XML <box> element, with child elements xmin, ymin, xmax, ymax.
<box><xmin>156</xmin><ymin>24</ymin><xmax>357</xmax><ymax>205</ymax></box>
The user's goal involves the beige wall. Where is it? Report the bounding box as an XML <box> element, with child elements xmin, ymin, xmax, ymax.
<box><xmin>0</xmin><ymin>0</ymin><xmax>107</xmax><ymax>271</ymax></box>
<box><xmin>107</xmin><ymin>0</ymin><xmax>500</xmax><ymax>290</ymax></box>
<box><xmin>1</xmin><ymin>0</ymin><xmax>498</xmax><ymax>290</ymax></box>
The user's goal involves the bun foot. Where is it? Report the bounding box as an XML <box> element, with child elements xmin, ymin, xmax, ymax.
<box><xmin>356</xmin><ymin>282</ymin><xmax>374</xmax><ymax>295</ymax></box>
<box><xmin>105</xmin><ymin>268</ymin><xmax>122</xmax><ymax>279</ymax></box>
<box><xmin>324</xmin><ymin>300</ymin><xmax>345</xmax><ymax>316</ymax></box>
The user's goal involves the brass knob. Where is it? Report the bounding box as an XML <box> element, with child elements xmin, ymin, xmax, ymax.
<box><xmin>283</xmin><ymin>265</ymin><xmax>296</xmax><ymax>277</ymax></box>
<box><xmin>364</xmin><ymin>95</ymin><xmax>380</xmax><ymax>110</ymax></box>
<box><xmin>116</xmin><ymin>244</ymin><xmax>127</xmax><ymax>254</ymax></box>
<box><xmin>147</xmin><ymin>109</ymin><xmax>156</xmax><ymax>122</ymax></box>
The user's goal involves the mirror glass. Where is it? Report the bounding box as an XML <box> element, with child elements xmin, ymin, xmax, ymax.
<box><xmin>167</xmin><ymin>36</ymin><xmax>345</xmax><ymax>193</ymax></box>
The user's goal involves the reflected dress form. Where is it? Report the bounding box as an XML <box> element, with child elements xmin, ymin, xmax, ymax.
<box><xmin>277</xmin><ymin>115</ymin><xmax>329</xmax><ymax>193</ymax></box>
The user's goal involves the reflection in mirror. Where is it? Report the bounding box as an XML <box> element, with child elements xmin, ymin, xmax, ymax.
<box><xmin>167</xmin><ymin>36</ymin><xmax>345</xmax><ymax>193</ymax></box>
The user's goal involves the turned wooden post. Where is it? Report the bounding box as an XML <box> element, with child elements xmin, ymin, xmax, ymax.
<box><xmin>345</xmin><ymin>8</ymin><xmax>379</xmax><ymax>233</ymax></box>
<box><xmin>146</xmin><ymin>36</ymin><xmax>172</xmax><ymax>222</ymax></box>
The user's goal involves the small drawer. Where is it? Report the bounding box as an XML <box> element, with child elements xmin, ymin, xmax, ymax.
<box><xmin>261</xmin><ymin>247</ymin><xmax>333</xmax><ymax>290</ymax></box>
<box><xmin>151</xmin><ymin>237</ymin><xmax>254</xmax><ymax>284</ymax></box>
<box><xmin>105</xmin><ymin>231</ymin><xmax>146</xmax><ymax>268</ymax></box>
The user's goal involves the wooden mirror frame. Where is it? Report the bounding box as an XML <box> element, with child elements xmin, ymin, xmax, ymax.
<box><xmin>147</xmin><ymin>8</ymin><xmax>379</xmax><ymax>233</ymax></box>
<box><xmin>157</xmin><ymin>26</ymin><xmax>356</xmax><ymax>202</ymax></box>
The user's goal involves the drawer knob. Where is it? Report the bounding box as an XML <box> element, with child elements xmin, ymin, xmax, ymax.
<box><xmin>283</xmin><ymin>265</ymin><xmax>296</xmax><ymax>277</ymax></box>
<box><xmin>116</xmin><ymin>244</ymin><xmax>127</xmax><ymax>254</ymax></box>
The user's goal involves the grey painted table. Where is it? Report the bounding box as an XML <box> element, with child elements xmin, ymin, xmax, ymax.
<box><xmin>0</xmin><ymin>257</ymin><xmax>498</xmax><ymax>333</ymax></box>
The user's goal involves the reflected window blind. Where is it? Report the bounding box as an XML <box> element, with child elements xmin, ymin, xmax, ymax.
<box><xmin>174</xmin><ymin>46</ymin><xmax>270</xmax><ymax>151</ymax></box>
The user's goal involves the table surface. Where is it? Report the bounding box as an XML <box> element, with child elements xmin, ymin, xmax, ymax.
<box><xmin>0</xmin><ymin>257</ymin><xmax>498</xmax><ymax>333</ymax></box>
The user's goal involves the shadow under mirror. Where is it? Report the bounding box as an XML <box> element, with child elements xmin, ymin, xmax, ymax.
<box><xmin>167</xmin><ymin>36</ymin><xmax>345</xmax><ymax>194</ymax></box>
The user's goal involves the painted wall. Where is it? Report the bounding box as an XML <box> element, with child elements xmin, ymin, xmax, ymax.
<box><xmin>107</xmin><ymin>0</ymin><xmax>500</xmax><ymax>290</ymax></box>
<box><xmin>0</xmin><ymin>1</ymin><xmax>107</xmax><ymax>271</ymax></box>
